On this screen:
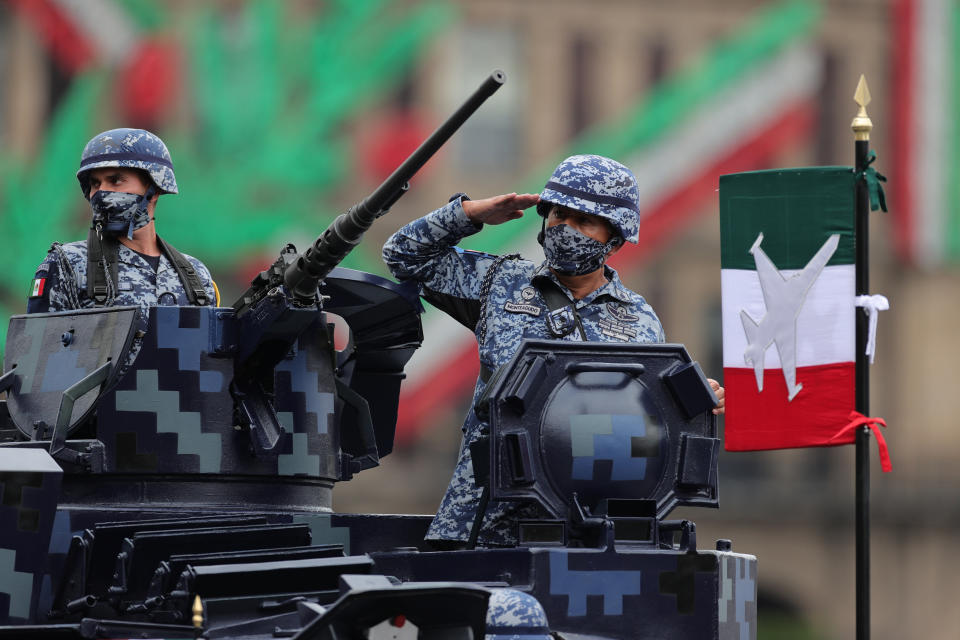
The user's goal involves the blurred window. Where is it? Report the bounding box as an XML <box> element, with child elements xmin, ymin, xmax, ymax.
<box><xmin>570</xmin><ymin>33</ymin><xmax>593</xmax><ymax>137</ymax></box>
<box><xmin>440</xmin><ymin>24</ymin><xmax>522</xmax><ymax>171</ymax></box>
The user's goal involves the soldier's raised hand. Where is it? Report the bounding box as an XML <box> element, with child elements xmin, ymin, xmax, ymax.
<box><xmin>462</xmin><ymin>193</ymin><xmax>540</xmax><ymax>226</ymax></box>
<box><xmin>708</xmin><ymin>378</ymin><xmax>725</xmax><ymax>415</ymax></box>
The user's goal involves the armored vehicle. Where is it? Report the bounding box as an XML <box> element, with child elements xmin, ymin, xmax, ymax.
<box><xmin>0</xmin><ymin>72</ymin><xmax>756</xmax><ymax>639</ymax></box>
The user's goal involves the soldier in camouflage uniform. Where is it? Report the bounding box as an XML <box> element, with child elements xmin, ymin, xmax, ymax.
<box><xmin>383</xmin><ymin>154</ymin><xmax>724</xmax><ymax>548</ymax></box>
<box><xmin>28</xmin><ymin>128</ymin><xmax>216</xmax><ymax>321</ymax></box>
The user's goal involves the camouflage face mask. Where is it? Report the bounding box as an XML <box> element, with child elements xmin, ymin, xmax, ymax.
<box><xmin>541</xmin><ymin>223</ymin><xmax>618</xmax><ymax>276</ymax></box>
<box><xmin>89</xmin><ymin>187</ymin><xmax>155</xmax><ymax>240</ymax></box>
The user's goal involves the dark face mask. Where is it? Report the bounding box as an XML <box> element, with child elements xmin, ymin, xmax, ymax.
<box><xmin>541</xmin><ymin>223</ymin><xmax>619</xmax><ymax>276</ymax></box>
<box><xmin>89</xmin><ymin>187</ymin><xmax>155</xmax><ymax>240</ymax></box>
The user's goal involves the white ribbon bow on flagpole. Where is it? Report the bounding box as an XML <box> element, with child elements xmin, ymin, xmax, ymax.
<box><xmin>855</xmin><ymin>294</ymin><xmax>889</xmax><ymax>364</ymax></box>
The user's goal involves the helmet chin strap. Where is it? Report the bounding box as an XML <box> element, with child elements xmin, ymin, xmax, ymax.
<box><xmin>126</xmin><ymin>185</ymin><xmax>157</xmax><ymax>240</ymax></box>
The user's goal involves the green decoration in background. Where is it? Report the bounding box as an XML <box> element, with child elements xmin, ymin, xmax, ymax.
<box><xmin>162</xmin><ymin>0</ymin><xmax>453</xmax><ymax>272</ymax></box>
<box><xmin>115</xmin><ymin>0</ymin><xmax>168</xmax><ymax>30</ymax></box>
<box><xmin>949</xmin><ymin>0</ymin><xmax>960</xmax><ymax>260</ymax></box>
<box><xmin>0</xmin><ymin>0</ymin><xmax>452</xmax><ymax>355</ymax></box>
<box><xmin>0</xmin><ymin>72</ymin><xmax>106</xmax><ymax>348</ymax></box>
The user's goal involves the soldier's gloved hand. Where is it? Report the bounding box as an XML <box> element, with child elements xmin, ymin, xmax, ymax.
<box><xmin>462</xmin><ymin>193</ymin><xmax>540</xmax><ymax>226</ymax></box>
<box><xmin>708</xmin><ymin>378</ymin><xmax>725</xmax><ymax>415</ymax></box>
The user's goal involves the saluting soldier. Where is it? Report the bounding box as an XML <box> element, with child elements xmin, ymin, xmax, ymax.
<box><xmin>383</xmin><ymin>154</ymin><xmax>724</xmax><ymax>549</ymax></box>
<box><xmin>28</xmin><ymin>128</ymin><xmax>218</xmax><ymax>318</ymax></box>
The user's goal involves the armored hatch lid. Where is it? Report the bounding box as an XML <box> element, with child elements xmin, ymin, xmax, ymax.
<box><xmin>3</xmin><ymin>306</ymin><xmax>139</xmax><ymax>440</ymax></box>
<box><xmin>480</xmin><ymin>339</ymin><xmax>720</xmax><ymax>522</ymax></box>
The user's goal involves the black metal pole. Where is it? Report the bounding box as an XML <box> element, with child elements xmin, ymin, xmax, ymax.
<box><xmin>852</xmin><ymin>77</ymin><xmax>872</xmax><ymax>640</ymax></box>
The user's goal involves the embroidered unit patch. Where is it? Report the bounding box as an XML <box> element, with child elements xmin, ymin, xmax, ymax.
<box><xmin>605</xmin><ymin>302</ymin><xmax>639</xmax><ymax>323</ymax></box>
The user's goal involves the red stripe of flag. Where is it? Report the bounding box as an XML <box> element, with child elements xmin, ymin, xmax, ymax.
<box><xmin>9</xmin><ymin>0</ymin><xmax>96</xmax><ymax>73</ymax></box>
<box><xmin>890</xmin><ymin>0</ymin><xmax>916</xmax><ymax>264</ymax></box>
<box><xmin>723</xmin><ymin>362</ymin><xmax>855</xmax><ymax>451</ymax></box>
<box><xmin>395</xmin><ymin>98</ymin><xmax>817</xmax><ymax>445</ymax></box>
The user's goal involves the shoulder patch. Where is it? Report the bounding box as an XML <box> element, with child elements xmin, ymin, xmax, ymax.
<box><xmin>30</xmin><ymin>277</ymin><xmax>47</xmax><ymax>298</ymax></box>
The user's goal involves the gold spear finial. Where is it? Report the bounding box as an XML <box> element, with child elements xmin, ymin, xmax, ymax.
<box><xmin>851</xmin><ymin>74</ymin><xmax>873</xmax><ymax>141</ymax></box>
<box><xmin>192</xmin><ymin>595</ymin><xmax>204</xmax><ymax>630</ymax></box>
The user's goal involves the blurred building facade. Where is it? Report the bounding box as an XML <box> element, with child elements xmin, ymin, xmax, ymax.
<box><xmin>1</xmin><ymin>1</ymin><xmax>958</xmax><ymax>639</ymax></box>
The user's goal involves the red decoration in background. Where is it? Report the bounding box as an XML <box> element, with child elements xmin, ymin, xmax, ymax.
<box><xmin>118</xmin><ymin>37</ymin><xmax>180</xmax><ymax>128</ymax></box>
<box><xmin>356</xmin><ymin>111</ymin><xmax>434</xmax><ymax>182</ymax></box>
<box><xmin>9</xmin><ymin>0</ymin><xmax>96</xmax><ymax>74</ymax></box>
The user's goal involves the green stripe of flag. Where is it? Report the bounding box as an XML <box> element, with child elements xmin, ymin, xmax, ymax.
<box><xmin>460</xmin><ymin>0</ymin><xmax>820</xmax><ymax>254</ymax></box>
<box><xmin>948</xmin><ymin>0</ymin><xmax>960</xmax><ymax>260</ymax></box>
<box><xmin>719</xmin><ymin>167</ymin><xmax>856</xmax><ymax>270</ymax></box>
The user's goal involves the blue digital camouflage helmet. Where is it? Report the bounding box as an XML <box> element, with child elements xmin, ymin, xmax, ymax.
<box><xmin>537</xmin><ymin>154</ymin><xmax>641</xmax><ymax>244</ymax></box>
<box><xmin>76</xmin><ymin>128</ymin><xmax>178</xmax><ymax>197</ymax></box>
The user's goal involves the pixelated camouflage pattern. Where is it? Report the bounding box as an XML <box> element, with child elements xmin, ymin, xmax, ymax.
<box><xmin>77</xmin><ymin>128</ymin><xmax>178</xmax><ymax>195</ymax></box>
<box><xmin>94</xmin><ymin>307</ymin><xmax>340</xmax><ymax>480</ymax></box>
<box><xmin>89</xmin><ymin>190</ymin><xmax>154</xmax><ymax>238</ymax></box>
<box><xmin>0</xmin><ymin>449</ymin><xmax>62</xmax><ymax>624</ymax></box>
<box><xmin>718</xmin><ymin>552</ymin><xmax>758</xmax><ymax>640</ymax></box>
<box><xmin>538</xmin><ymin>154</ymin><xmax>641</xmax><ymax>244</ymax></box>
<box><xmin>485</xmin><ymin>588</ymin><xmax>551</xmax><ymax>639</ymax></box>
<box><xmin>541</xmin><ymin>222</ymin><xmax>617</xmax><ymax>275</ymax></box>
<box><xmin>532</xmin><ymin>548</ymin><xmax>747</xmax><ymax>638</ymax></box>
<box><xmin>382</xmin><ymin>198</ymin><xmax>664</xmax><ymax>545</ymax></box>
<box><xmin>30</xmin><ymin>240</ymin><xmax>215</xmax><ymax>327</ymax></box>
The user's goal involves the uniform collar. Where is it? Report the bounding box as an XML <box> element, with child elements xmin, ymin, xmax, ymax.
<box><xmin>532</xmin><ymin>261</ymin><xmax>634</xmax><ymax>304</ymax></box>
<box><xmin>117</xmin><ymin>243</ymin><xmax>169</xmax><ymax>272</ymax></box>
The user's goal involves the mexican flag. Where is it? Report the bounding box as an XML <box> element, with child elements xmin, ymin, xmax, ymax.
<box><xmin>720</xmin><ymin>168</ymin><xmax>856</xmax><ymax>451</ymax></box>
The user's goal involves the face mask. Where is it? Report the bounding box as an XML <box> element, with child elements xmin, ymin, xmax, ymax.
<box><xmin>541</xmin><ymin>223</ymin><xmax>618</xmax><ymax>276</ymax></box>
<box><xmin>89</xmin><ymin>187</ymin><xmax>155</xmax><ymax>240</ymax></box>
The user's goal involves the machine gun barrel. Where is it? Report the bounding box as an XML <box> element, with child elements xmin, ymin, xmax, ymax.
<box><xmin>283</xmin><ymin>70</ymin><xmax>506</xmax><ymax>303</ymax></box>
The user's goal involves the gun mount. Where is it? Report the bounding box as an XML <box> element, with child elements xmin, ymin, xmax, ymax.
<box><xmin>228</xmin><ymin>71</ymin><xmax>505</xmax><ymax>459</ymax></box>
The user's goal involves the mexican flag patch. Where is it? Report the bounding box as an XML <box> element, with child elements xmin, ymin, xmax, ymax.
<box><xmin>31</xmin><ymin>278</ymin><xmax>46</xmax><ymax>297</ymax></box>
<box><xmin>720</xmin><ymin>167</ymin><xmax>856</xmax><ymax>451</ymax></box>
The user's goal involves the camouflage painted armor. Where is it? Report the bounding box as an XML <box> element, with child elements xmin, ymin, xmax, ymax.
<box><xmin>382</xmin><ymin>198</ymin><xmax>664</xmax><ymax>545</ymax></box>
<box><xmin>27</xmin><ymin>240</ymin><xmax>215</xmax><ymax>322</ymax></box>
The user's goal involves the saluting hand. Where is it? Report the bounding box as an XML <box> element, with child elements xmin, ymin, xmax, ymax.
<box><xmin>462</xmin><ymin>193</ymin><xmax>540</xmax><ymax>226</ymax></box>
<box><xmin>708</xmin><ymin>378</ymin><xmax>725</xmax><ymax>415</ymax></box>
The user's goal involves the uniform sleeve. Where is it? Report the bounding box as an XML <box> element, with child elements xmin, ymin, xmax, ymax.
<box><xmin>26</xmin><ymin>256</ymin><xmax>55</xmax><ymax>313</ymax></box>
<box><xmin>27</xmin><ymin>246</ymin><xmax>83</xmax><ymax>313</ymax></box>
<box><xmin>382</xmin><ymin>197</ymin><xmax>496</xmax><ymax>330</ymax></box>
<box><xmin>641</xmin><ymin>300</ymin><xmax>666</xmax><ymax>343</ymax></box>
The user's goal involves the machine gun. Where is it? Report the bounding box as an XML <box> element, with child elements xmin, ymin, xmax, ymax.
<box><xmin>230</xmin><ymin>70</ymin><xmax>506</xmax><ymax>456</ymax></box>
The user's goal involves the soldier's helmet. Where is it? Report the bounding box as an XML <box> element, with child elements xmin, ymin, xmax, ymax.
<box><xmin>537</xmin><ymin>154</ymin><xmax>641</xmax><ymax>244</ymax></box>
<box><xmin>76</xmin><ymin>128</ymin><xmax>178</xmax><ymax>198</ymax></box>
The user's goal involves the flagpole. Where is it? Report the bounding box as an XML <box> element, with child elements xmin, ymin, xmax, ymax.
<box><xmin>851</xmin><ymin>74</ymin><xmax>872</xmax><ymax>640</ymax></box>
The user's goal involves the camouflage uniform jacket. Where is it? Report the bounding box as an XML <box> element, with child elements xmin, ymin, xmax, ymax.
<box><xmin>382</xmin><ymin>197</ymin><xmax>664</xmax><ymax>546</ymax></box>
<box><xmin>27</xmin><ymin>240</ymin><xmax>216</xmax><ymax>322</ymax></box>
